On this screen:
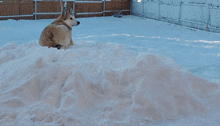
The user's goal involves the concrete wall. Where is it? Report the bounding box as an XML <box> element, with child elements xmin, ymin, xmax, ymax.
<box><xmin>131</xmin><ymin>0</ymin><xmax>220</xmax><ymax>33</ymax></box>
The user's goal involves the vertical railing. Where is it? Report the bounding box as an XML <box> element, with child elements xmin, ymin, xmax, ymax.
<box><xmin>35</xmin><ymin>0</ymin><xmax>37</xmax><ymax>20</ymax></box>
<box><xmin>206</xmin><ymin>4</ymin><xmax>211</xmax><ymax>31</ymax></box>
<box><xmin>158</xmin><ymin>0</ymin><xmax>161</xmax><ymax>20</ymax></box>
<box><xmin>73</xmin><ymin>0</ymin><xmax>75</xmax><ymax>14</ymax></box>
<box><xmin>60</xmin><ymin>0</ymin><xmax>63</xmax><ymax>12</ymax></box>
<box><xmin>103</xmin><ymin>0</ymin><xmax>105</xmax><ymax>16</ymax></box>
<box><xmin>178</xmin><ymin>2</ymin><xmax>183</xmax><ymax>25</ymax></box>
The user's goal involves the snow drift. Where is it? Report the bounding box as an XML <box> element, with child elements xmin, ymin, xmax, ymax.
<box><xmin>0</xmin><ymin>41</ymin><xmax>219</xmax><ymax>125</ymax></box>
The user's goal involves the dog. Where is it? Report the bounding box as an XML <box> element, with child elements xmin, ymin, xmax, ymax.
<box><xmin>39</xmin><ymin>7</ymin><xmax>80</xmax><ymax>49</ymax></box>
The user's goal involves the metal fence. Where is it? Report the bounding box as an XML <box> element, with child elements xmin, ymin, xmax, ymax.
<box><xmin>131</xmin><ymin>0</ymin><xmax>220</xmax><ymax>33</ymax></box>
<box><xmin>0</xmin><ymin>0</ymin><xmax>130</xmax><ymax>20</ymax></box>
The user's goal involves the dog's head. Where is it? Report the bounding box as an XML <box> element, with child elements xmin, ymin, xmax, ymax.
<box><xmin>62</xmin><ymin>7</ymin><xmax>80</xmax><ymax>27</ymax></box>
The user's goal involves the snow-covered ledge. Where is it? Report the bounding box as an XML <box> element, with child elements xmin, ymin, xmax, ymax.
<box><xmin>131</xmin><ymin>0</ymin><xmax>220</xmax><ymax>33</ymax></box>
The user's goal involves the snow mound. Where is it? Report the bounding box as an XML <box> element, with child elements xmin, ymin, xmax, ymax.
<box><xmin>0</xmin><ymin>41</ymin><xmax>219</xmax><ymax>125</ymax></box>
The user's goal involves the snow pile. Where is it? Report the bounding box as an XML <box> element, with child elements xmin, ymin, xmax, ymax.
<box><xmin>0</xmin><ymin>41</ymin><xmax>219</xmax><ymax>125</ymax></box>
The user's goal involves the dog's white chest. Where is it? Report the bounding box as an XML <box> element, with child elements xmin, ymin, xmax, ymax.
<box><xmin>64</xmin><ymin>36</ymin><xmax>71</xmax><ymax>45</ymax></box>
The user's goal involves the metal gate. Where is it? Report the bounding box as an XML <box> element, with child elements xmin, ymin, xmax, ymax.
<box><xmin>0</xmin><ymin>0</ymin><xmax>130</xmax><ymax>20</ymax></box>
<box><xmin>0</xmin><ymin>0</ymin><xmax>34</xmax><ymax>20</ymax></box>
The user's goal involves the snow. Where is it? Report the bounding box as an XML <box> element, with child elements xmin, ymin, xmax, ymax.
<box><xmin>0</xmin><ymin>15</ymin><xmax>220</xmax><ymax>125</ymax></box>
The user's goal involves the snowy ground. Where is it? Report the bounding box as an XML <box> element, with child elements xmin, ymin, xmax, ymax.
<box><xmin>0</xmin><ymin>15</ymin><xmax>220</xmax><ymax>125</ymax></box>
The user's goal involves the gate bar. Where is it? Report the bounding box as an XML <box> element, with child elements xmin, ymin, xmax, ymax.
<box><xmin>0</xmin><ymin>15</ymin><xmax>33</xmax><ymax>18</ymax></box>
<box><xmin>73</xmin><ymin>0</ymin><xmax>75</xmax><ymax>14</ymax></box>
<box><xmin>35</xmin><ymin>0</ymin><xmax>37</xmax><ymax>19</ymax></box>
<box><xmin>103</xmin><ymin>10</ymin><xmax>130</xmax><ymax>13</ymax></box>
<box><xmin>33</xmin><ymin>12</ymin><xmax>62</xmax><ymax>15</ymax></box>
<box><xmin>103</xmin><ymin>0</ymin><xmax>105</xmax><ymax>16</ymax></box>
<box><xmin>75</xmin><ymin>1</ymin><xmax>102</xmax><ymax>3</ymax></box>
<box><xmin>76</xmin><ymin>12</ymin><xmax>103</xmax><ymax>15</ymax></box>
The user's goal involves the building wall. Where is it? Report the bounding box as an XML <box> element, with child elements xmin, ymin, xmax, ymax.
<box><xmin>131</xmin><ymin>0</ymin><xmax>220</xmax><ymax>33</ymax></box>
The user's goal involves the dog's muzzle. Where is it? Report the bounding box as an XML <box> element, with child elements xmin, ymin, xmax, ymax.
<box><xmin>77</xmin><ymin>21</ymin><xmax>80</xmax><ymax>25</ymax></box>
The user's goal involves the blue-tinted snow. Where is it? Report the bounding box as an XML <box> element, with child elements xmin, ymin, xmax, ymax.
<box><xmin>0</xmin><ymin>16</ymin><xmax>220</xmax><ymax>126</ymax></box>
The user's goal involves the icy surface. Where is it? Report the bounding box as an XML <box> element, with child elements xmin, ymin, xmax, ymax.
<box><xmin>0</xmin><ymin>16</ymin><xmax>220</xmax><ymax>125</ymax></box>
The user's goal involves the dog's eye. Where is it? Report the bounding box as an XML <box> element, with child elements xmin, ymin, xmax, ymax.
<box><xmin>70</xmin><ymin>18</ymin><xmax>73</xmax><ymax>20</ymax></box>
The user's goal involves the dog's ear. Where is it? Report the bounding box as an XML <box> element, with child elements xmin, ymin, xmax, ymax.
<box><xmin>62</xmin><ymin>7</ymin><xmax>66</xmax><ymax>13</ymax></box>
<box><xmin>62</xmin><ymin>7</ymin><xmax>67</xmax><ymax>20</ymax></box>
<box><xmin>69</xmin><ymin>6</ymin><xmax>73</xmax><ymax>15</ymax></box>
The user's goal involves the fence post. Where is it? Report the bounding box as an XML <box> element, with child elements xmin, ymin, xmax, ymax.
<box><xmin>158</xmin><ymin>0</ymin><xmax>161</xmax><ymax>20</ymax></box>
<box><xmin>130</xmin><ymin>0</ymin><xmax>131</xmax><ymax>15</ymax></box>
<box><xmin>206</xmin><ymin>4</ymin><xmax>211</xmax><ymax>31</ymax></box>
<box><xmin>73</xmin><ymin>0</ymin><xmax>75</xmax><ymax>14</ymax></box>
<box><xmin>103</xmin><ymin>0</ymin><xmax>105</xmax><ymax>16</ymax></box>
<box><xmin>178</xmin><ymin>2</ymin><xmax>183</xmax><ymax>25</ymax></box>
<box><xmin>35</xmin><ymin>0</ymin><xmax>37</xmax><ymax>20</ymax></box>
<box><xmin>60</xmin><ymin>0</ymin><xmax>63</xmax><ymax>12</ymax></box>
<box><xmin>143</xmin><ymin>0</ymin><xmax>144</xmax><ymax>17</ymax></box>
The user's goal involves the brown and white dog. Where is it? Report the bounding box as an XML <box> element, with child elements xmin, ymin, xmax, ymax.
<box><xmin>39</xmin><ymin>7</ymin><xmax>80</xmax><ymax>49</ymax></box>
